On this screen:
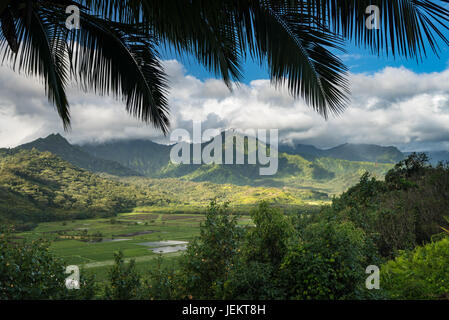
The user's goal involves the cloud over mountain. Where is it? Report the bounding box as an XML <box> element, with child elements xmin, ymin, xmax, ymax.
<box><xmin>1</xmin><ymin>60</ymin><xmax>449</xmax><ymax>151</ymax></box>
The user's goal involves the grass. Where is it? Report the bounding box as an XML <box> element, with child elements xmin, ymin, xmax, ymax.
<box><xmin>16</xmin><ymin>202</ymin><xmax>321</xmax><ymax>284</ymax></box>
<box><xmin>16</xmin><ymin>207</ymin><xmax>260</xmax><ymax>282</ymax></box>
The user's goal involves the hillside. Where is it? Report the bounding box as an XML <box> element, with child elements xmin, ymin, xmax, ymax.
<box><xmin>81</xmin><ymin>133</ymin><xmax>393</xmax><ymax>194</ymax></box>
<box><xmin>16</xmin><ymin>134</ymin><xmax>140</xmax><ymax>177</ymax></box>
<box><xmin>0</xmin><ymin>149</ymin><xmax>161</xmax><ymax>224</ymax></box>
<box><xmin>82</xmin><ymin>138</ymin><xmax>171</xmax><ymax>176</ymax></box>
<box><xmin>0</xmin><ymin>149</ymin><xmax>326</xmax><ymax>225</ymax></box>
<box><xmin>280</xmin><ymin>142</ymin><xmax>404</xmax><ymax>163</ymax></box>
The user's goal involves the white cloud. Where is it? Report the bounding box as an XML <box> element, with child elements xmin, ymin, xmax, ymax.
<box><xmin>0</xmin><ymin>60</ymin><xmax>449</xmax><ymax>151</ymax></box>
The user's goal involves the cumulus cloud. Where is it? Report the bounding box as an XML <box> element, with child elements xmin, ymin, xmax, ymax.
<box><xmin>0</xmin><ymin>60</ymin><xmax>449</xmax><ymax>151</ymax></box>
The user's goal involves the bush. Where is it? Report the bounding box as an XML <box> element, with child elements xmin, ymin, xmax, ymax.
<box><xmin>280</xmin><ymin>220</ymin><xmax>380</xmax><ymax>300</ymax></box>
<box><xmin>176</xmin><ymin>200</ymin><xmax>242</xmax><ymax>299</ymax></box>
<box><xmin>221</xmin><ymin>202</ymin><xmax>294</xmax><ymax>299</ymax></box>
<box><xmin>382</xmin><ymin>237</ymin><xmax>449</xmax><ymax>300</ymax></box>
<box><xmin>0</xmin><ymin>233</ymin><xmax>67</xmax><ymax>299</ymax></box>
<box><xmin>104</xmin><ymin>251</ymin><xmax>142</xmax><ymax>300</ymax></box>
<box><xmin>242</xmin><ymin>202</ymin><xmax>294</xmax><ymax>267</ymax></box>
<box><xmin>143</xmin><ymin>255</ymin><xmax>180</xmax><ymax>300</ymax></box>
<box><xmin>323</xmin><ymin>154</ymin><xmax>449</xmax><ymax>257</ymax></box>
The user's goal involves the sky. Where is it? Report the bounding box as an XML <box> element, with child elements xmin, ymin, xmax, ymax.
<box><xmin>1</xmin><ymin>38</ymin><xmax>449</xmax><ymax>152</ymax></box>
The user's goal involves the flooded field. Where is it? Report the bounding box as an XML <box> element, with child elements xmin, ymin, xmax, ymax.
<box><xmin>138</xmin><ymin>240</ymin><xmax>188</xmax><ymax>253</ymax></box>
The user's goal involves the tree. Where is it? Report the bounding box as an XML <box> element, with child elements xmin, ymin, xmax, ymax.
<box><xmin>177</xmin><ymin>200</ymin><xmax>242</xmax><ymax>299</ymax></box>
<box><xmin>1</xmin><ymin>1</ymin><xmax>449</xmax><ymax>132</ymax></box>
<box><xmin>104</xmin><ymin>251</ymin><xmax>142</xmax><ymax>300</ymax></box>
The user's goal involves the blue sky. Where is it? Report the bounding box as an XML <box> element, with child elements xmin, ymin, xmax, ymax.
<box><xmin>160</xmin><ymin>39</ymin><xmax>449</xmax><ymax>83</ymax></box>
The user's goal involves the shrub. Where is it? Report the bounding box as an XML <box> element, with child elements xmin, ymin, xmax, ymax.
<box><xmin>104</xmin><ymin>251</ymin><xmax>141</xmax><ymax>300</ymax></box>
<box><xmin>323</xmin><ymin>155</ymin><xmax>449</xmax><ymax>257</ymax></box>
<box><xmin>175</xmin><ymin>200</ymin><xmax>242</xmax><ymax>299</ymax></box>
<box><xmin>242</xmin><ymin>201</ymin><xmax>294</xmax><ymax>267</ymax></box>
<box><xmin>0</xmin><ymin>233</ymin><xmax>67</xmax><ymax>299</ymax></box>
<box><xmin>280</xmin><ymin>220</ymin><xmax>380</xmax><ymax>300</ymax></box>
<box><xmin>221</xmin><ymin>202</ymin><xmax>294</xmax><ymax>299</ymax></box>
<box><xmin>382</xmin><ymin>237</ymin><xmax>449</xmax><ymax>300</ymax></box>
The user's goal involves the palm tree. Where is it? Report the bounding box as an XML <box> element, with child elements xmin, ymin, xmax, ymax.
<box><xmin>1</xmin><ymin>1</ymin><xmax>448</xmax><ymax>133</ymax></box>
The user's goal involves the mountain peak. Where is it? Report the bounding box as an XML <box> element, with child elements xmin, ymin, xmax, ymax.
<box><xmin>15</xmin><ymin>134</ymin><xmax>140</xmax><ymax>177</ymax></box>
<box><xmin>43</xmin><ymin>133</ymin><xmax>69</xmax><ymax>143</ymax></box>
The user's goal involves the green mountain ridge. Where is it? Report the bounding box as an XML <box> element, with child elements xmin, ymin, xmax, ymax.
<box><xmin>9</xmin><ymin>133</ymin><xmax>396</xmax><ymax>196</ymax></box>
<box><xmin>0</xmin><ymin>149</ymin><xmax>159</xmax><ymax>225</ymax></box>
<box><xmin>0</xmin><ymin>148</ymin><xmax>327</xmax><ymax>224</ymax></box>
<box><xmin>280</xmin><ymin>142</ymin><xmax>405</xmax><ymax>163</ymax></box>
<box><xmin>80</xmin><ymin>132</ymin><xmax>393</xmax><ymax>194</ymax></box>
<box><xmin>15</xmin><ymin>134</ymin><xmax>140</xmax><ymax>177</ymax></box>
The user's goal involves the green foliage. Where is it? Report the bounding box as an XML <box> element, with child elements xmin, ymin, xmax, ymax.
<box><xmin>143</xmin><ymin>255</ymin><xmax>180</xmax><ymax>300</ymax></box>
<box><xmin>104</xmin><ymin>251</ymin><xmax>142</xmax><ymax>300</ymax></box>
<box><xmin>2</xmin><ymin>152</ymin><xmax>448</xmax><ymax>301</ymax></box>
<box><xmin>385</xmin><ymin>152</ymin><xmax>430</xmax><ymax>190</ymax></box>
<box><xmin>243</xmin><ymin>202</ymin><xmax>294</xmax><ymax>267</ymax></box>
<box><xmin>0</xmin><ymin>149</ymin><xmax>168</xmax><ymax>224</ymax></box>
<box><xmin>323</xmin><ymin>154</ymin><xmax>449</xmax><ymax>257</ymax></box>
<box><xmin>176</xmin><ymin>201</ymin><xmax>243</xmax><ymax>299</ymax></box>
<box><xmin>280</xmin><ymin>220</ymin><xmax>378</xmax><ymax>300</ymax></box>
<box><xmin>441</xmin><ymin>217</ymin><xmax>449</xmax><ymax>235</ymax></box>
<box><xmin>0</xmin><ymin>228</ymin><xmax>98</xmax><ymax>300</ymax></box>
<box><xmin>220</xmin><ymin>202</ymin><xmax>294</xmax><ymax>299</ymax></box>
<box><xmin>0</xmin><ymin>232</ymin><xmax>67</xmax><ymax>299</ymax></box>
<box><xmin>382</xmin><ymin>238</ymin><xmax>449</xmax><ymax>300</ymax></box>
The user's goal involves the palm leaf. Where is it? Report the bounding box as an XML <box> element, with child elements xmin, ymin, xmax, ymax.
<box><xmin>62</xmin><ymin>12</ymin><xmax>170</xmax><ymax>132</ymax></box>
<box><xmin>1</xmin><ymin>7</ymin><xmax>71</xmax><ymax>128</ymax></box>
<box><xmin>2</xmin><ymin>0</ymin><xmax>449</xmax><ymax>131</ymax></box>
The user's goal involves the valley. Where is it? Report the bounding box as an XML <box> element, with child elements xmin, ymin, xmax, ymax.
<box><xmin>2</xmin><ymin>133</ymin><xmax>448</xmax><ymax>285</ymax></box>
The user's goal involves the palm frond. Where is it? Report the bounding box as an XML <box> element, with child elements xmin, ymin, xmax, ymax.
<box><xmin>0</xmin><ymin>7</ymin><xmax>18</xmax><ymax>53</ymax></box>
<box><xmin>1</xmin><ymin>7</ymin><xmax>71</xmax><ymax>128</ymax></box>
<box><xmin>2</xmin><ymin>0</ymin><xmax>449</xmax><ymax>132</ymax></box>
<box><xmin>300</xmin><ymin>0</ymin><xmax>449</xmax><ymax>59</ymax></box>
<box><xmin>62</xmin><ymin>11</ymin><xmax>170</xmax><ymax>132</ymax></box>
<box><xmin>248</xmin><ymin>2</ymin><xmax>349</xmax><ymax>117</ymax></box>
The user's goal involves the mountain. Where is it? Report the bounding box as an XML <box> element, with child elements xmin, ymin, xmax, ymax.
<box><xmin>15</xmin><ymin>134</ymin><xmax>140</xmax><ymax>177</ymax></box>
<box><xmin>81</xmin><ymin>132</ymin><xmax>393</xmax><ymax>194</ymax></box>
<box><xmin>0</xmin><ymin>149</ymin><xmax>164</xmax><ymax>225</ymax></box>
<box><xmin>278</xmin><ymin>144</ymin><xmax>324</xmax><ymax>161</ymax></box>
<box><xmin>0</xmin><ymin>148</ymin><xmax>328</xmax><ymax>225</ymax></box>
<box><xmin>82</xmin><ymin>138</ymin><xmax>171</xmax><ymax>176</ymax></box>
<box><xmin>280</xmin><ymin>142</ymin><xmax>404</xmax><ymax>163</ymax></box>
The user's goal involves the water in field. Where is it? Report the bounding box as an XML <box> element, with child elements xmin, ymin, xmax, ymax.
<box><xmin>150</xmin><ymin>245</ymin><xmax>187</xmax><ymax>253</ymax></box>
<box><xmin>138</xmin><ymin>240</ymin><xmax>188</xmax><ymax>247</ymax></box>
<box><xmin>137</xmin><ymin>240</ymin><xmax>188</xmax><ymax>253</ymax></box>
